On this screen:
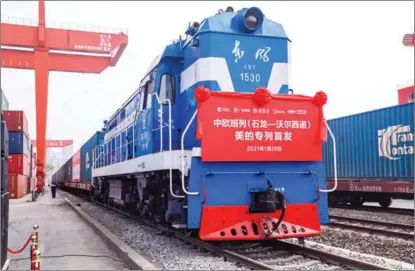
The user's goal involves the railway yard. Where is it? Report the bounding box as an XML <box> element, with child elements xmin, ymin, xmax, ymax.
<box><xmin>64</xmin><ymin>194</ymin><xmax>414</xmax><ymax>270</ymax></box>
<box><xmin>1</xmin><ymin>1</ymin><xmax>414</xmax><ymax>270</ymax></box>
<box><xmin>3</xmin><ymin>188</ymin><xmax>414</xmax><ymax>270</ymax></box>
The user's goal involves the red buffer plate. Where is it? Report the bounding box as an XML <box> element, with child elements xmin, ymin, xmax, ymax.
<box><xmin>195</xmin><ymin>87</ymin><xmax>328</xmax><ymax>162</ymax></box>
<box><xmin>199</xmin><ymin>204</ymin><xmax>321</xmax><ymax>241</ymax></box>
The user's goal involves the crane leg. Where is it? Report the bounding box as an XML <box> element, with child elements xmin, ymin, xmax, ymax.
<box><xmin>34</xmin><ymin>48</ymin><xmax>49</xmax><ymax>193</ymax></box>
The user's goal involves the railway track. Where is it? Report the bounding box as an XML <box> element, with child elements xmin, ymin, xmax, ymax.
<box><xmin>329</xmin><ymin>215</ymin><xmax>414</xmax><ymax>240</ymax></box>
<box><xmin>63</xmin><ymin>191</ymin><xmax>392</xmax><ymax>270</ymax></box>
<box><xmin>331</xmin><ymin>205</ymin><xmax>414</xmax><ymax>216</ymax></box>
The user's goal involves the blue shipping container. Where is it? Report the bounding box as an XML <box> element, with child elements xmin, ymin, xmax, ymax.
<box><xmin>323</xmin><ymin>102</ymin><xmax>414</xmax><ymax>181</ymax></box>
<box><xmin>80</xmin><ymin>131</ymin><xmax>104</xmax><ymax>183</ymax></box>
<box><xmin>8</xmin><ymin>132</ymin><xmax>29</xmax><ymax>157</ymax></box>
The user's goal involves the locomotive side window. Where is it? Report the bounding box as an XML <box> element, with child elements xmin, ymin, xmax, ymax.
<box><xmin>146</xmin><ymin>80</ymin><xmax>154</xmax><ymax>109</ymax></box>
<box><xmin>119</xmin><ymin>109</ymin><xmax>126</xmax><ymax>122</ymax></box>
<box><xmin>159</xmin><ymin>73</ymin><xmax>175</xmax><ymax>104</ymax></box>
<box><xmin>141</xmin><ymin>81</ymin><xmax>152</xmax><ymax>110</ymax></box>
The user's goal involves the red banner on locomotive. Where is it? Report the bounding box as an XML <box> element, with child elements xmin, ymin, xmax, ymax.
<box><xmin>195</xmin><ymin>86</ymin><xmax>328</xmax><ymax>162</ymax></box>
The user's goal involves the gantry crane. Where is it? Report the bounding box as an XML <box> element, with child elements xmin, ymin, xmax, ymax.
<box><xmin>31</xmin><ymin>139</ymin><xmax>73</xmax><ymax>148</ymax></box>
<box><xmin>1</xmin><ymin>0</ymin><xmax>128</xmax><ymax>194</ymax></box>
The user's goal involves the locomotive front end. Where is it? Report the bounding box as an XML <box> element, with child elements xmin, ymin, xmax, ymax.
<box><xmin>186</xmin><ymin>86</ymin><xmax>330</xmax><ymax>241</ymax></box>
<box><xmin>179</xmin><ymin>7</ymin><xmax>332</xmax><ymax>241</ymax></box>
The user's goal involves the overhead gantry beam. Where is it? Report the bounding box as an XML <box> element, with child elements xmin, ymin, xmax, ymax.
<box><xmin>1</xmin><ymin>23</ymin><xmax>128</xmax><ymax>66</ymax></box>
<box><xmin>1</xmin><ymin>49</ymin><xmax>119</xmax><ymax>73</ymax></box>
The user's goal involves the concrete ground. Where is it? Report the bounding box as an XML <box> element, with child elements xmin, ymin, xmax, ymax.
<box><xmin>6</xmin><ymin>187</ymin><xmax>127</xmax><ymax>270</ymax></box>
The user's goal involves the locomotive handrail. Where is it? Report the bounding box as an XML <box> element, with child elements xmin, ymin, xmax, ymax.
<box><xmin>180</xmin><ymin>109</ymin><xmax>199</xmax><ymax>196</ymax></box>
<box><xmin>319</xmin><ymin>122</ymin><xmax>337</xmax><ymax>193</ymax></box>
<box><xmin>152</xmin><ymin>93</ymin><xmax>165</xmax><ymax>152</ymax></box>
<box><xmin>152</xmin><ymin>93</ymin><xmax>183</xmax><ymax>199</ymax></box>
<box><xmin>91</xmin><ymin>149</ymin><xmax>104</xmax><ymax>188</ymax></box>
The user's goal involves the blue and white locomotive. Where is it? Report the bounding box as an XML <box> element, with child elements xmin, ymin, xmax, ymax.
<box><xmin>91</xmin><ymin>6</ymin><xmax>336</xmax><ymax>241</ymax></box>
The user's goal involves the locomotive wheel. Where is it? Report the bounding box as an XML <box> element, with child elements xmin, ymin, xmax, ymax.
<box><xmin>378</xmin><ymin>197</ymin><xmax>392</xmax><ymax>208</ymax></box>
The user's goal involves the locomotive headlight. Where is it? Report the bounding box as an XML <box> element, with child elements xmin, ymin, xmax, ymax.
<box><xmin>244</xmin><ymin>7</ymin><xmax>263</xmax><ymax>31</ymax></box>
<box><xmin>232</xmin><ymin>7</ymin><xmax>264</xmax><ymax>33</ymax></box>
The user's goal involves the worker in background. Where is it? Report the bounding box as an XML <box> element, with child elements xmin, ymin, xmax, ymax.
<box><xmin>51</xmin><ymin>180</ymin><xmax>57</xmax><ymax>199</ymax></box>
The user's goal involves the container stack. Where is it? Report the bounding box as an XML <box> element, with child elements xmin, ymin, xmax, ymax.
<box><xmin>3</xmin><ymin>110</ymin><xmax>30</xmax><ymax>199</ymax></box>
<box><xmin>1</xmin><ymin>115</ymin><xmax>8</xmax><ymax>194</ymax></box>
<box><xmin>1</xmin><ymin>110</ymin><xmax>10</xmax><ymax>271</ymax></box>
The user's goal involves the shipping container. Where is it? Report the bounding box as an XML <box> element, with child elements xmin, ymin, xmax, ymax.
<box><xmin>1</xmin><ymin>158</ymin><xmax>7</xmax><ymax>193</ymax></box>
<box><xmin>2</xmin><ymin>110</ymin><xmax>29</xmax><ymax>137</ymax></box>
<box><xmin>80</xmin><ymin>132</ymin><xmax>104</xmax><ymax>183</ymax></box>
<box><xmin>8</xmin><ymin>132</ymin><xmax>29</xmax><ymax>156</ymax></box>
<box><xmin>7</xmin><ymin>154</ymin><xmax>29</xmax><ymax>176</ymax></box>
<box><xmin>8</xmin><ymin>174</ymin><xmax>28</xmax><ymax>199</ymax></box>
<box><xmin>72</xmin><ymin>149</ymin><xmax>81</xmax><ymax>183</ymax></box>
<box><xmin>0</xmin><ymin>88</ymin><xmax>9</xmax><ymax>111</ymax></box>
<box><xmin>1</xmin><ymin>192</ymin><xmax>10</xmax><ymax>269</ymax></box>
<box><xmin>25</xmin><ymin>177</ymin><xmax>35</xmax><ymax>193</ymax></box>
<box><xmin>323</xmin><ymin>102</ymin><xmax>414</xmax><ymax>181</ymax></box>
<box><xmin>1</xmin><ymin>121</ymin><xmax>8</xmax><ymax>158</ymax></box>
<box><xmin>63</xmin><ymin>157</ymin><xmax>73</xmax><ymax>183</ymax></box>
<box><xmin>26</xmin><ymin>177</ymin><xmax>30</xmax><ymax>194</ymax></box>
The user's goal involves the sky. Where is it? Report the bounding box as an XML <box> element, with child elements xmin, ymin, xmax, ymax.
<box><xmin>1</xmin><ymin>0</ymin><xmax>414</xmax><ymax>153</ymax></box>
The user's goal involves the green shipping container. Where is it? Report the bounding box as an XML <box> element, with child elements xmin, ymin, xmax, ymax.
<box><xmin>1</xmin><ymin>88</ymin><xmax>10</xmax><ymax>111</ymax></box>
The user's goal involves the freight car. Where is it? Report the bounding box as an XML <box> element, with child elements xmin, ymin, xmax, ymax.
<box><xmin>53</xmin><ymin>131</ymin><xmax>104</xmax><ymax>194</ymax></box>
<box><xmin>323</xmin><ymin>102</ymin><xmax>414</xmax><ymax>208</ymax></box>
<box><xmin>54</xmin><ymin>6</ymin><xmax>338</xmax><ymax>241</ymax></box>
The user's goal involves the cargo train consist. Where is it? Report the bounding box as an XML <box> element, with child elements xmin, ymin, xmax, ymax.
<box><xmin>53</xmin><ymin>132</ymin><xmax>103</xmax><ymax>191</ymax></box>
<box><xmin>54</xmin><ymin>6</ymin><xmax>337</xmax><ymax>241</ymax></box>
<box><xmin>324</xmin><ymin>102</ymin><xmax>414</xmax><ymax>207</ymax></box>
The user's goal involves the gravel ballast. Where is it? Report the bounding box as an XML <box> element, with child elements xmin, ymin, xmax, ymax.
<box><xmin>310</xmin><ymin>226</ymin><xmax>414</xmax><ymax>267</ymax></box>
<box><xmin>63</xmin><ymin>193</ymin><xmax>414</xmax><ymax>270</ymax></box>
<box><xmin>329</xmin><ymin>207</ymin><xmax>414</xmax><ymax>225</ymax></box>
<box><xmin>287</xmin><ymin>237</ymin><xmax>414</xmax><ymax>270</ymax></box>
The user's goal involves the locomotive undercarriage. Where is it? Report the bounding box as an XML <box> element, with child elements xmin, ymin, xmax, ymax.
<box><xmin>93</xmin><ymin>170</ymin><xmax>190</xmax><ymax>229</ymax></box>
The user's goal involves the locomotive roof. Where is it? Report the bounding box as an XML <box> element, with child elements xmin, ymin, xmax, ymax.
<box><xmin>197</xmin><ymin>11</ymin><xmax>289</xmax><ymax>40</ymax></box>
<box><xmin>104</xmin><ymin>8</ymin><xmax>290</xmax><ymax>125</ymax></box>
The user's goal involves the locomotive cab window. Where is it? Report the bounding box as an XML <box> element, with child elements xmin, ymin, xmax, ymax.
<box><xmin>141</xmin><ymin>83</ymin><xmax>149</xmax><ymax>110</ymax></box>
<box><xmin>159</xmin><ymin>73</ymin><xmax>175</xmax><ymax>104</ymax></box>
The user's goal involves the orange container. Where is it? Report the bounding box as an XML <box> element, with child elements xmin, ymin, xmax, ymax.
<box><xmin>8</xmin><ymin>174</ymin><xmax>28</xmax><ymax>199</ymax></box>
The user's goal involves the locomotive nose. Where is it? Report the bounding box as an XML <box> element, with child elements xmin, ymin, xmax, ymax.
<box><xmin>233</xmin><ymin>7</ymin><xmax>264</xmax><ymax>33</ymax></box>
